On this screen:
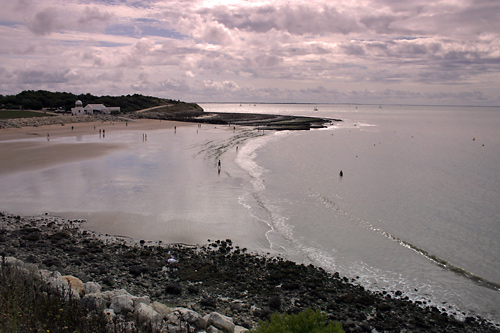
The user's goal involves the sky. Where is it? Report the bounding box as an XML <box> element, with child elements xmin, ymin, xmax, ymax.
<box><xmin>0</xmin><ymin>0</ymin><xmax>499</xmax><ymax>105</ymax></box>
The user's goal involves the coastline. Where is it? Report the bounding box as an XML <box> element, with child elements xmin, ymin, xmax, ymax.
<box><xmin>1</xmin><ymin>212</ymin><xmax>498</xmax><ymax>332</ymax></box>
<box><xmin>1</xmin><ymin>114</ymin><xmax>499</xmax><ymax>331</ymax></box>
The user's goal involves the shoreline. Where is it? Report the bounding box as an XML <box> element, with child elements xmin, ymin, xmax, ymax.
<box><xmin>0</xmin><ymin>116</ymin><xmax>190</xmax><ymax>176</ymax></box>
<box><xmin>1</xmin><ymin>114</ymin><xmax>499</xmax><ymax>331</ymax></box>
<box><xmin>1</xmin><ymin>212</ymin><xmax>498</xmax><ymax>332</ymax></box>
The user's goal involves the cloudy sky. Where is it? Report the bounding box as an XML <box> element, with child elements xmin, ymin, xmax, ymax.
<box><xmin>0</xmin><ymin>0</ymin><xmax>499</xmax><ymax>105</ymax></box>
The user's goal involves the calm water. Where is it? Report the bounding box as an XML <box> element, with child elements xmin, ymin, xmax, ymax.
<box><xmin>201</xmin><ymin>103</ymin><xmax>500</xmax><ymax>323</ymax></box>
<box><xmin>1</xmin><ymin>103</ymin><xmax>499</xmax><ymax>323</ymax></box>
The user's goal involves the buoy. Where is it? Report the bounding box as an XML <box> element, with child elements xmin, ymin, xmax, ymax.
<box><xmin>339</xmin><ymin>170</ymin><xmax>343</xmax><ymax>177</ymax></box>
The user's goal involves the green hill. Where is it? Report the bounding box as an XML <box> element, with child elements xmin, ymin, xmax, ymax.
<box><xmin>0</xmin><ymin>90</ymin><xmax>180</xmax><ymax>113</ymax></box>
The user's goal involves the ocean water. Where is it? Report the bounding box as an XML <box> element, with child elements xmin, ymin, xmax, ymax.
<box><xmin>0</xmin><ymin>103</ymin><xmax>499</xmax><ymax>323</ymax></box>
<box><xmin>200</xmin><ymin>103</ymin><xmax>500</xmax><ymax>323</ymax></box>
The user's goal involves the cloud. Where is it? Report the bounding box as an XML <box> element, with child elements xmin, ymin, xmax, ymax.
<box><xmin>27</xmin><ymin>7</ymin><xmax>64</xmax><ymax>35</ymax></box>
<box><xmin>0</xmin><ymin>0</ymin><xmax>499</xmax><ymax>105</ymax></box>
<box><xmin>205</xmin><ymin>3</ymin><xmax>362</xmax><ymax>35</ymax></box>
<box><xmin>14</xmin><ymin>68</ymin><xmax>72</xmax><ymax>84</ymax></box>
<box><xmin>27</xmin><ymin>5</ymin><xmax>112</xmax><ymax>35</ymax></box>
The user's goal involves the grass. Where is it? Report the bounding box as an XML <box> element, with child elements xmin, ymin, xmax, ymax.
<box><xmin>0</xmin><ymin>259</ymin><xmax>108</xmax><ymax>332</ymax></box>
<box><xmin>0</xmin><ymin>110</ymin><xmax>54</xmax><ymax>120</ymax></box>
<box><xmin>251</xmin><ymin>308</ymin><xmax>344</xmax><ymax>333</ymax></box>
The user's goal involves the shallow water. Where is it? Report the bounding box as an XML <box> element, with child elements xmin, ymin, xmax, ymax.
<box><xmin>1</xmin><ymin>103</ymin><xmax>499</xmax><ymax>323</ymax></box>
<box><xmin>201</xmin><ymin>103</ymin><xmax>500</xmax><ymax>323</ymax></box>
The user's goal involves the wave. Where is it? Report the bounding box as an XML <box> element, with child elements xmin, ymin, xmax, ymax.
<box><xmin>312</xmin><ymin>191</ymin><xmax>500</xmax><ymax>291</ymax></box>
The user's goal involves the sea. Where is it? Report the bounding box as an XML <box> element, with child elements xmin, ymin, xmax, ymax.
<box><xmin>0</xmin><ymin>103</ymin><xmax>499</xmax><ymax>324</ymax></box>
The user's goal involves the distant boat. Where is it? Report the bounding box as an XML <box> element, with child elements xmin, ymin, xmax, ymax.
<box><xmin>314</xmin><ymin>105</ymin><xmax>318</xmax><ymax>111</ymax></box>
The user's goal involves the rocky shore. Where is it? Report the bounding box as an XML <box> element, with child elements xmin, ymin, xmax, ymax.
<box><xmin>1</xmin><ymin>213</ymin><xmax>498</xmax><ymax>332</ymax></box>
<box><xmin>131</xmin><ymin>109</ymin><xmax>338</xmax><ymax>130</ymax></box>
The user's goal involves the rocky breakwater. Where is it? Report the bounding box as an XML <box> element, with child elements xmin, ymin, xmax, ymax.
<box><xmin>1</xmin><ymin>212</ymin><xmax>499</xmax><ymax>332</ymax></box>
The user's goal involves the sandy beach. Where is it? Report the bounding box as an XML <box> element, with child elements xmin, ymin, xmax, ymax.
<box><xmin>0</xmin><ymin>119</ymin><xmax>188</xmax><ymax>176</ymax></box>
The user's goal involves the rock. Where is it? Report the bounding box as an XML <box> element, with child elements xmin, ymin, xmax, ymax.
<box><xmin>173</xmin><ymin>307</ymin><xmax>207</xmax><ymax>330</ymax></box>
<box><xmin>234</xmin><ymin>326</ymin><xmax>249</xmax><ymax>333</ymax></box>
<box><xmin>111</xmin><ymin>294</ymin><xmax>134</xmax><ymax>315</ymax></box>
<box><xmin>45</xmin><ymin>274</ymin><xmax>80</xmax><ymax>300</ymax></box>
<box><xmin>84</xmin><ymin>281</ymin><xmax>101</xmax><ymax>294</ymax></box>
<box><xmin>152</xmin><ymin>301</ymin><xmax>172</xmax><ymax>318</ymax></box>
<box><xmin>133</xmin><ymin>295</ymin><xmax>151</xmax><ymax>307</ymax></box>
<box><xmin>81</xmin><ymin>293</ymin><xmax>105</xmax><ymax>311</ymax></box>
<box><xmin>207</xmin><ymin>326</ymin><xmax>224</xmax><ymax>333</ymax></box>
<box><xmin>102</xmin><ymin>288</ymin><xmax>131</xmax><ymax>302</ymax></box>
<box><xmin>39</xmin><ymin>268</ymin><xmax>62</xmax><ymax>281</ymax></box>
<box><xmin>135</xmin><ymin>302</ymin><xmax>161</xmax><ymax>323</ymax></box>
<box><xmin>60</xmin><ymin>275</ymin><xmax>84</xmax><ymax>296</ymax></box>
<box><xmin>205</xmin><ymin>312</ymin><xmax>235</xmax><ymax>333</ymax></box>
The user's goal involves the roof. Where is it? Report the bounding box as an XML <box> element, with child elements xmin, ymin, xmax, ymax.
<box><xmin>85</xmin><ymin>104</ymin><xmax>107</xmax><ymax>109</ymax></box>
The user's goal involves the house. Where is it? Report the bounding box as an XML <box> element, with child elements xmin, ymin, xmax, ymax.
<box><xmin>71</xmin><ymin>100</ymin><xmax>121</xmax><ymax>115</ymax></box>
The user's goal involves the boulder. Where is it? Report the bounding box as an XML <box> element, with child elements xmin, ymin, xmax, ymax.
<box><xmin>152</xmin><ymin>301</ymin><xmax>172</xmax><ymax>318</ymax></box>
<box><xmin>205</xmin><ymin>312</ymin><xmax>235</xmax><ymax>333</ymax></box>
<box><xmin>84</xmin><ymin>281</ymin><xmax>101</xmax><ymax>295</ymax></box>
<box><xmin>102</xmin><ymin>288</ymin><xmax>131</xmax><ymax>303</ymax></box>
<box><xmin>81</xmin><ymin>293</ymin><xmax>105</xmax><ymax>311</ymax></box>
<box><xmin>39</xmin><ymin>268</ymin><xmax>62</xmax><ymax>281</ymax></box>
<box><xmin>207</xmin><ymin>326</ymin><xmax>224</xmax><ymax>333</ymax></box>
<box><xmin>173</xmin><ymin>307</ymin><xmax>207</xmax><ymax>330</ymax></box>
<box><xmin>133</xmin><ymin>295</ymin><xmax>151</xmax><ymax>307</ymax></box>
<box><xmin>60</xmin><ymin>275</ymin><xmax>84</xmax><ymax>296</ymax></box>
<box><xmin>135</xmin><ymin>302</ymin><xmax>161</xmax><ymax>323</ymax></box>
<box><xmin>44</xmin><ymin>274</ymin><xmax>80</xmax><ymax>300</ymax></box>
<box><xmin>111</xmin><ymin>294</ymin><xmax>134</xmax><ymax>315</ymax></box>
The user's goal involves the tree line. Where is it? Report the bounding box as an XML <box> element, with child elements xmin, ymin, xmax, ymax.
<box><xmin>0</xmin><ymin>90</ymin><xmax>181</xmax><ymax>113</ymax></box>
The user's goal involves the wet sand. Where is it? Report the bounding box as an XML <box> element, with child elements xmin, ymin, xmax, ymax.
<box><xmin>0</xmin><ymin>119</ymin><xmax>187</xmax><ymax>176</ymax></box>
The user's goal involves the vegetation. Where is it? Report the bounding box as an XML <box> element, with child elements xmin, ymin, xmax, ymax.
<box><xmin>0</xmin><ymin>259</ymin><xmax>108</xmax><ymax>332</ymax></box>
<box><xmin>0</xmin><ymin>90</ymin><xmax>180</xmax><ymax>112</ymax></box>
<box><xmin>251</xmin><ymin>308</ymin><xmax>344</xmax><ymax>333</ymax></box>
<box><xmin>0</xmin><ymin>110</ymin><xmax>54</xmax><ymax>120</ymax></box>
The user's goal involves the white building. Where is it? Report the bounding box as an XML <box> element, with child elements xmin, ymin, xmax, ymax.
<box><xmin>71</xmin><ymin>100</ymin><xmax>121</xmax><ymax>115</ymax></box>
<box><xmin>71</xmin><ymin>100</ymin><xmax>85</xmax><ymax>115</ymax></box>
